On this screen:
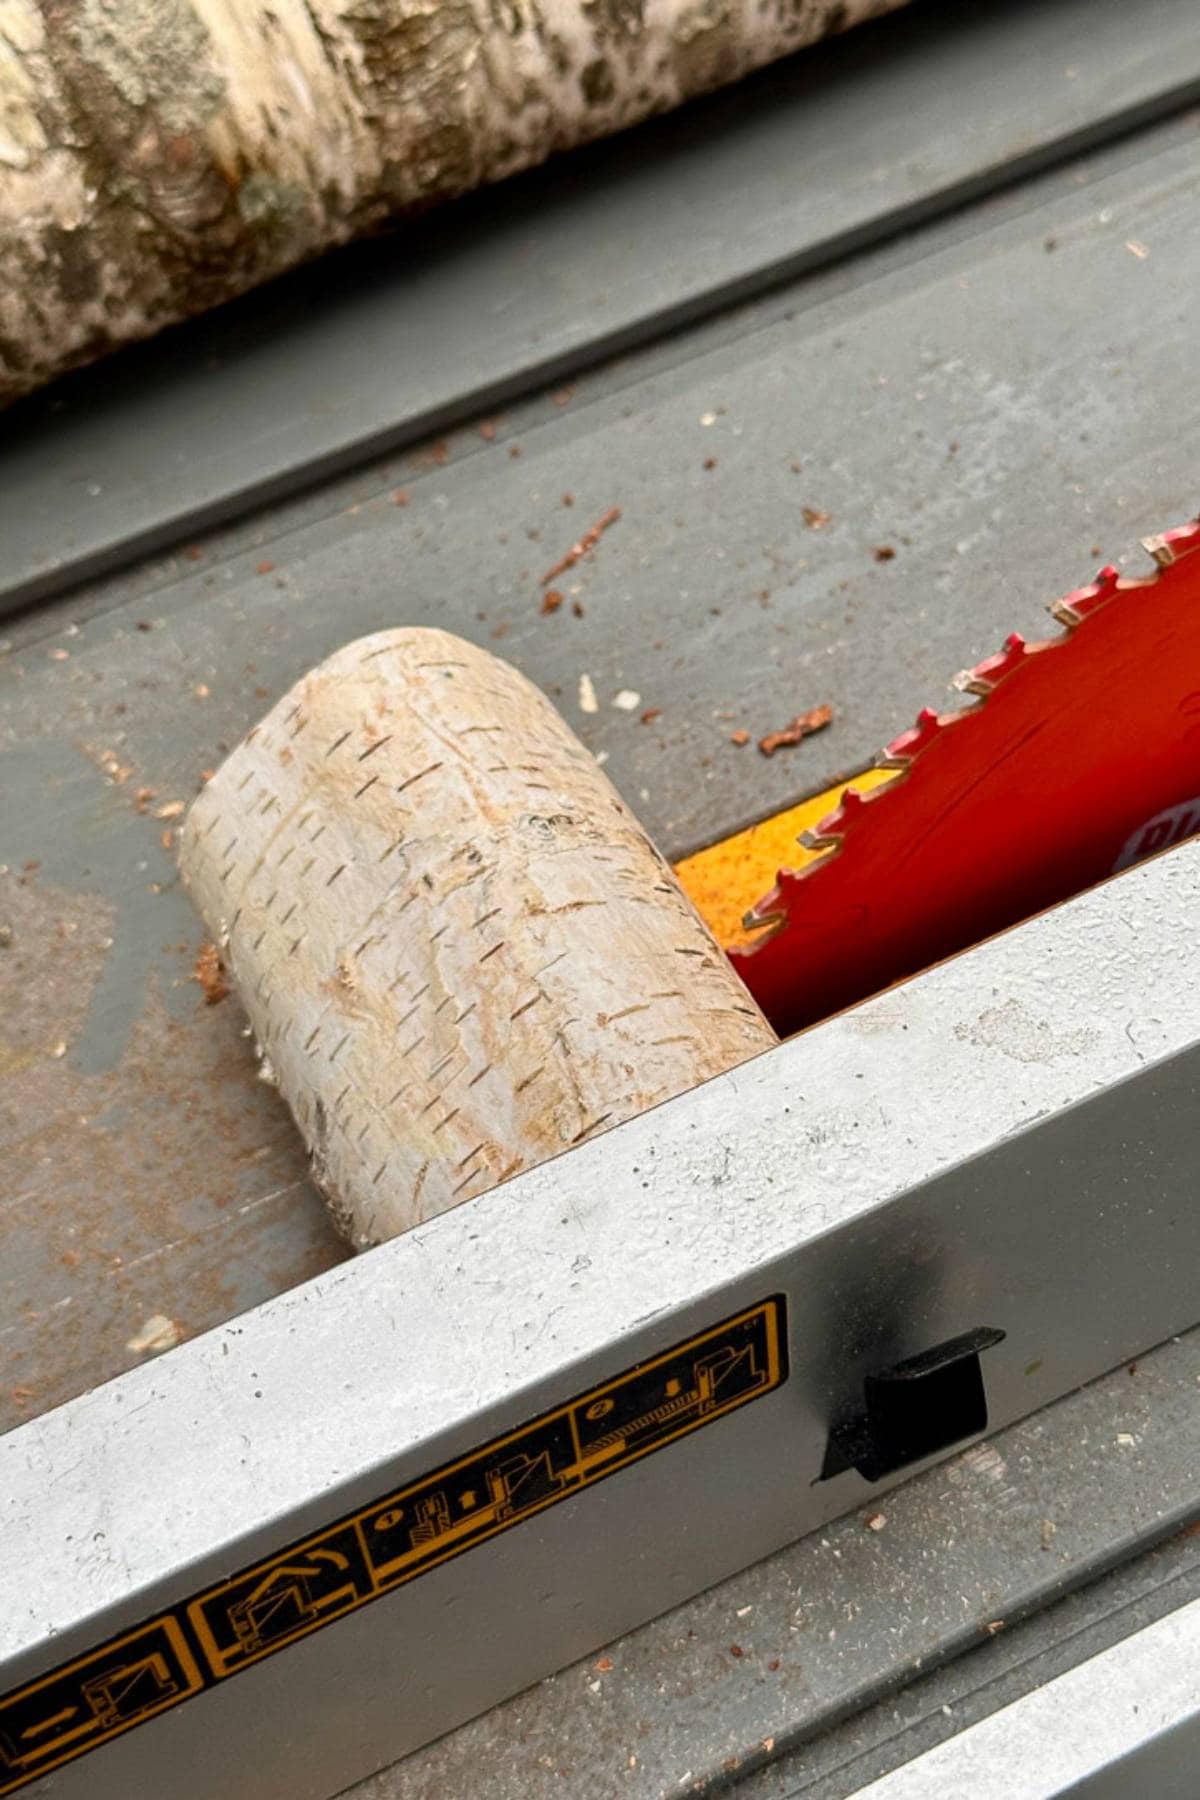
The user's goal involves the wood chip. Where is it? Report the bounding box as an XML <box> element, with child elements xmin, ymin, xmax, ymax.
<box><xmin>541</xmin><ymin>506</ymin><xmax>621</xmax><ymax>586</ymax></box>
<box><xmin>127</xmin><ymin>1314</ymin><xmax>182</xmax><ymax>1355</ymax></box>
<box><xmin>612</xmin><ymin>689</ymin><xmax>641</xmax><ymax>712</ymax></box>
<box><xmin>802</xmin><ymin>506</ymin><xmax>831</xmax><ymax>529</ymax></box>
<box><xmin>155</xmin><ymin>799</ymin><xmax>185</xmax><ymax>819</ymax></box>
<box><xmin>730</xmin><ymin>729</ymin><xmax>750</xmax><ymax>747</ymax></box>
<box><xmin>133</xmin><ymin>786</ymin><xmax>156</xmax><ymax>813</ymax></box>
<box><xmin>193</xmin><ymin>942</ymin><xmax>230</xmax><ymax>1005</ymax></box>
<box><xmin>578</xmin><ymin>674</ymin><xmax>599</xmax><ymax>714</ymax></box>
<box><xmin>873</xmin><ymin>544</ymin><xmax>896</xmax><ymax>562</ymax></box>
<box><xmin>640</xmin><ymin>707</ymin><xmax>661</xmax><ymax>725</ymax></box>
<box><xmin>758</xmin><ymin>704</ymin><xmax>833</xmax><ymax>756</ymax></box>
<box><xmin>256</xmin><ymin>559</ymin><xmax>275</xmax><ymax>575</ymax></box>
<box><xmin>541</xmin><ymin>589</ymin><xmax>564</xmax><ymax>615</ymax></box>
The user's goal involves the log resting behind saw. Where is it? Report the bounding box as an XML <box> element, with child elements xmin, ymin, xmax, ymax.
<box><xmin>0</xmin><ymin>0</ymin><xmax>908</xmax><ymax>402</ymax></box>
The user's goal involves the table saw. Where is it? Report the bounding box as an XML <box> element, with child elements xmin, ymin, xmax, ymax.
<box><xmin>2</xmin><ymin>0</ymin><xmax>1199</xmax><ymax>1794</ymax></box>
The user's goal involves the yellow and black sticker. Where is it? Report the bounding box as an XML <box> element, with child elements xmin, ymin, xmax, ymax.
<box><xmin>1</xmin><ymin>1296</ymin><xmax>787</xmax><ymax>1794</ymax></box>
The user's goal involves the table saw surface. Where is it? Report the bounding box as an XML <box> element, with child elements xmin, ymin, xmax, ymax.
<box><xmin>2</xmin><ymin>0</ymin><xmax>1198</xmax><ymax>1792</ymax></box>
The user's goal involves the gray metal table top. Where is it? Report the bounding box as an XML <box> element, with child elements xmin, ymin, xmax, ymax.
<box><xmin>3</xmin><ymin>7</ymin><xmax>1199</xmax><ymax>1790</ymax></box>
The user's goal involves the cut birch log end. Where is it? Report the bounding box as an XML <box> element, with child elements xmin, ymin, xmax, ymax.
<box><xmin>178</xmin><ymin>628</ymin><xmax>775</xmax><ymax>1249</ymax></box>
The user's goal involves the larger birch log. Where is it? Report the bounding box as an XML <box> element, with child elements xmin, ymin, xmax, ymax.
<box><xmin>0</xmin><ymin>0</ymin><xmax>907</xmax><ymax>404</ymax></box>
<box><xmin>178</xmin><ymin>628</ymin><xmax>774</xmax><ymax>1248</ymax></box>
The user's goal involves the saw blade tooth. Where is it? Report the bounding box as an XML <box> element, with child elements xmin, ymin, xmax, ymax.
<box><xmin>957</xmin><ymin>631</ymin><xmax>1030</xmax><ymax>695</ymax></box>
<box><xmin>741</xmin><ymin>904</ymin><xmax>784</xmax><ymax>933</ymax></box>
<box><xmin>1142</xmin><ymin>534</ymin><xmax>1177</xmax><ymax>570</ymax></box>
<box><xmin>1052</xmin><ymin>563</ymin><xmax>1121</xmax><ymax>627</ymax></box>
<box><xmin>798</xmin><ymin>827</ymin><xmax>832</xmax><ymax>852</ymax></box>
<box><xmin>884</xmin><ymin>707</ymin><xmax>942</xmax><ymax>762</ymax></box>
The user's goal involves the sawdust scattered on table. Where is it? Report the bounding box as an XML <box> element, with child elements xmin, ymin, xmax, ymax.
<box><xmin>194</xmin><ymin>942</ymin><xmax>230</xmax><ymax>1006</ymax></box>
<box><xmin>758</xmin><ymin>705</ymin><xmax>833</xmax><ymax>757</ymax></box>
<box><xmin>730</xmin><ymin>729</ymin><xmax>750</xmax><ymax>747</ymax></box>
<box><xmin>256</xmin><ymin>559</ymin><xmax>275</xmax><ymax>575</ymax></box>
<box><xmin>155</xmin><ymin>799</ymin><xmax>185</xmax><ymax>820</ymax></box>
<box><xmin>542</xmin><ymin>506</ymin><xmax>621</xmax><ymax>586</ymax></box>
<box><xmin>612</xmin><ymin>689</ymin><xmax>641</xmax><ymax>712</ymax></box>
<box><xmin>127</xmin><ymin>1314</ymin><xmax>183</xmax><ymax>1355</ymax></box>
<box><xmin>873</xmin><ymin>544</ymin><xmax>896</xmax><ymax>562</ymax></box>
<box><xmin>802</xmin><ymin>506</ymin><xmax>831</xmax><ymax>529</ymax></box>
<box><xmin>541</xmin><ymin>589</ymin><xmax>564</xmax><ymax>615</ymax></box>
<box><xmin>641</xmin><ymin>707</ymin><xmax>661</xmax><ymax>725</ymax></box>
<box><xmin>578</xmin><ymin>674</ymin><xmax>599</xmax><ymax>715</ymax></box>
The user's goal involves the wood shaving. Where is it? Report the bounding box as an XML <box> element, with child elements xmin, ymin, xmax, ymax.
<box><xmin>133</xmin><ymin>786</ymin><xmax>156</xmax><ymax>813</ymax></box>
<box><xmin>541</xmin><ymin>589</ymin><xmax>564</xmax><ymax>615</ymax></box>
<box><xmin>194</xmin><ymin>942</ymin><xmax>230</xmax><ymax>1005</ymax></box>
<box><xmin>802</xmin><ymin>506</ymin><xmax>831</xmax><ymax>529</ymax></box>
<box><xmin>758</xmin><ymin>705</ymin><xmax>833</xmax><ymax>756</ymax></box>
<box><xmin>730</xmin><ymin>729</ymin><xmax>750</xmax><ymax>746</ymax></box>
<box><xmin>127</xmin><ymin>1314</ymin><xmax>182</xmax><ymax>1355</ymax></box>
<box><xmin>155</xmin><ymin>799</ymin><xmax>185</xmax><ymax>819</ymax></box>
<box><xmin>578</xmin><ymin>674</ymin><xmax>599</xmax><ymax>715</ymax></box>
<box><xmin>541</xmin><ymin>507</ymin><xmax>621</xmax><ymax>586</ymax></box>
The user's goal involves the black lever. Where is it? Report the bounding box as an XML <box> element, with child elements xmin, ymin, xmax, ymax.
<box><xmin>821</xmin><ymin>1326</ymin><xmax>1005</xmax><ymax>1483</ymax></box>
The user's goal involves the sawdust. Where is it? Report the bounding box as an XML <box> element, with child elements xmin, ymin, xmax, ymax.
<box><xmin>126</xmin><ymin>1314</ymin><xmax>182</xmax><ymax>1355</ymax></box>
<box><xmin>758</xmin><ymin>705</ymin><xmax>833</xmax><ymax>756</ymax></box>
<box><xmin>542</xmin><ymin>506</ymin><xmax>621</xmax><ymax>586</ymax></box>
<box><xmin>193</xmin><ymin>942</ymin><xmax>230</xmax><ymax>1006</ymax></box>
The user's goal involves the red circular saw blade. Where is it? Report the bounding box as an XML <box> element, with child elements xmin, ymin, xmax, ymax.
<box><xmin>731</xmin><ymin>521</ymin><xmax>1200</xmax><ymax>1035</ymax></box>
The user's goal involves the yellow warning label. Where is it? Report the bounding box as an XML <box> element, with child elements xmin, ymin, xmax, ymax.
<box><xmin>1</xmin><ymin>1298</ymin><xmax>787</xmax><ymax>1794</ymax></box>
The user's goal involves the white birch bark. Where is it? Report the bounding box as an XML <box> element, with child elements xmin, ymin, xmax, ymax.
<box><xmin>0</xmin><ymin>0</ymin><xmax>907</xmax><ymax>401</ymax></box>
<box><xmin>178</xmin><ymin>628</ymin><xmax>774</xmax><ymax>1248</ymax></box>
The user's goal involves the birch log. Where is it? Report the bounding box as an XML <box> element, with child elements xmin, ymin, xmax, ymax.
<box><xmin>0</xmin><ymin>0</ymin><xmax>908</xmax><ymax>404</ymax></box>
<box><xmin>178</xmin><ymin>628</ymin><xmax>774</xmax><ymax>1248</ymax></box>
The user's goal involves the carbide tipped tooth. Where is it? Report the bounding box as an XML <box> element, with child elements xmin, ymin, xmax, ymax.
<box><xmin>954</xmin><ymin>671</ymin><xmax>992</xmax><ymax>697</ymax></box>
<box><xmin>1142</xmin><ymin>534</ymin><xmax>1176</xmax><ymax>570</ymax></box>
